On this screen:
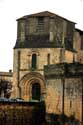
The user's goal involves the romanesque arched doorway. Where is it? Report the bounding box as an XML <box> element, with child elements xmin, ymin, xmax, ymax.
<box><xmin>20</xmin><ymin>72</ymin><xmax>46</xmax><ymax>101</ymax></box>
<box><xmin>32</xmin><ymin>83</ymin><xmax>41</xmax><ymax>101</ymax></box>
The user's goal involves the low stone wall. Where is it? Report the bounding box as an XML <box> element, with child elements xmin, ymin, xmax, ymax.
<box><xmin>0</xmin><ymin>101</ymin><xmax>45</xmax><ymax>125</ymax></box>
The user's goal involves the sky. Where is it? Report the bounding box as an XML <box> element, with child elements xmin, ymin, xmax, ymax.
<box><xmin>0</xmin><ymin>0</ymin><xmax>83</xmax><ymax>71</ymax></box>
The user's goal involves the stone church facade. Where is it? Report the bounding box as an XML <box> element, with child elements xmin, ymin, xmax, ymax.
<box><xmin>13</xmin><ymin>11</ymin><xmax>77</xmax><ymax>99</ymax></box>
<box><xmin>0</xmin><ymin>11</ymin><xmax>83</xmax><ymax>122</ymax></box>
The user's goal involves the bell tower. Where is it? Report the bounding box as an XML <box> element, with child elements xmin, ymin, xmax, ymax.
<box><xmin>12</xmin><ymin>11</ymin><xmax>76</xmax><ymax>100</ymax></box>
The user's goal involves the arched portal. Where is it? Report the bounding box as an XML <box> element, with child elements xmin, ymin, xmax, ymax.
<box><xmin>32</xmin><ymin>83</ymin><xmax>41</xmax><ymax>101</ymax></box>
<box><xmin>20</xmin><ymin>72</ymin><xmax>46</xmax><ymax>101</ymax></box>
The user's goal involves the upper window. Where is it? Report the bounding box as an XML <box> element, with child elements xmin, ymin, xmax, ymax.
<box><xmin>37</xmin><ymin>17</ymin><xmax>44</xmax><ymax>32</ymax></box>
<box><xmin>31</xmin><ymin>54</ymin><xmax>37</xmax><ymax>69</ymax></box>
<box><xmin>47</xmin><ymin>54</ymin><xmax>50</xmax><ymax>65</ymax></box>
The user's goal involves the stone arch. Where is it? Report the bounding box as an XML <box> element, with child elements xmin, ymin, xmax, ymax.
<box><xmin>20</xmin><ymin>72</ymin><xmax>46</xmax><ymax>101</ymax></box>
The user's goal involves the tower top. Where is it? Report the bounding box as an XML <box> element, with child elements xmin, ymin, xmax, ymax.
<box><xmin>17</xmin><ymin>11</ymin><xmax>76</xmax><ymax>24</ymax></box>
<box><xmin>15</xmin><ymin>11</ymin><xmax>76</xmax><ymax>51</ymax></box>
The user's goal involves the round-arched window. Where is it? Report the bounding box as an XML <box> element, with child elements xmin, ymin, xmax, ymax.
<box><xmin>31</xmin><ymin>54</ymin><xmax>37</xmax><ymax>69</ymax></box>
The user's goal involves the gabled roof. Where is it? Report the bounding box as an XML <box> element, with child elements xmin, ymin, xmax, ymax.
<box><xmin>17</xmin><ymin>11</ymin><xmax>76</xmax><ymax>24</ymax></box>
<box><xmin>25</xmin><ymin>11</ymin><xmax>56</xmax><ymax>17</ymax></box>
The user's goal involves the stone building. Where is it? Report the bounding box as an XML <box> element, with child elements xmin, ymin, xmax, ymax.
<box><xmin>0</xmin><ymin>70</ymin><xmax>13</xmax><ymax>83</ymax></box>
<box><xmin>0</xmin><ymin>70</ymin><xmax>13</xmax><ymax>97</ymax></box>
<box><xmin>12</xmin><ymin>11</ymin><xmax>77</xmax><ymax>99</ymax></box>
<box><xmin>74</xmin><ymin>28</ymin><xmax>83</xmax><ymax>63</ymax></box>
<box><xmin>0</xmin><ymin>11</ymin><xmax>83</xmax><ymax>122</ymax></box>
<box><xmin>11</xmin><ymin>11</ymin><xmax>83</xmax><ymax>122</ymax></box>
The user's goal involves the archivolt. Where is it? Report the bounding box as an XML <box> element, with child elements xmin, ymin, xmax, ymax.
<box><xmin>20</xmin><ymin>72</ymin><xmax>46</xmax><ymax>100</ymax></box>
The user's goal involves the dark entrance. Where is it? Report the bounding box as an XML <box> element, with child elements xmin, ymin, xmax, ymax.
<box><xmin>32</xmin><ymin>83</ymin><xmax>41</xmax><ymax>101</ymax></box>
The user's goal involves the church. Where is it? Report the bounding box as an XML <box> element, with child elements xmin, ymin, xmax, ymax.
<box><xmin>13</xmin><ymin>11</ymin><xmax>77</xmax><ymax>99</ymax></box>
<box><xmin>0</xmin><ymin>11</ymin><xmax>83</xmax><ymax>122</ymax></box>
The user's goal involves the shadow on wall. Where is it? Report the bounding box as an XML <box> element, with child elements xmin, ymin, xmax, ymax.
<box><xmin>0</xmin><ymin>101</ymin><xmax>46</xmax><ymax>125</ymax></box>
<box><xmin>0</xmin><ymin>101</ymin><xmax>80</xmax><ymax>125</ymax></box>
<box><xmin>46</xmin><ymin>113</ymin><xmax>80</xmax><ymax>125</ymax></box>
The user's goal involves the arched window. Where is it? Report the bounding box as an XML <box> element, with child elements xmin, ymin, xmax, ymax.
<box><xmin>31</xmin><ymin>54</ymin><xmax>37</xmax><ymax>69</ymax></box>
<box><xmin>47</xmin><ymin>54</ymin><xmax>50</xmax><ymax>65</ymax></box>
<box><xmin>32</xmin><ymin>83</ymin><xmax>41</xmax><ymax>101</ymax></box>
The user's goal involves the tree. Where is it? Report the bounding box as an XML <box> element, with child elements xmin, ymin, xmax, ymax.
<box><xmin>0</xmin><ymin>80</ymin><xmax>12</xmax><ymax>98</ymax></box>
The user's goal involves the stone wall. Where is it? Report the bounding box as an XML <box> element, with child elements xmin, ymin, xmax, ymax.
<box><xmin>74</xmin><ymin>29</ymin><xmax>83</xmax><ymax>63</ymax></box>
<box><xmin>16</xmin><ymin>11</ymin><xmax>75</xmax><ymax>51</ymax></box>
<box><xmin>13</xmin><ymin>47</ymin><xmax>75</xmax><ymax>98</ymax></box>
<box><xmin>45</xmin><ymin>78</ymin><xmax>82</xmax><ymax>121</ymax></box>
<box><xmin>0</xmin><ymin>71</ymin><xmax>13</xmax><ymax>82</ymax></box>
<box><xmin>44</xmin><ymin>63</ymin><xmax>83</xmax><ymax>122</ymax></box>
<box><xmin>0</xmin><ymin>101</ymin><xmax>45</xmax><ymax>125</ymax></box>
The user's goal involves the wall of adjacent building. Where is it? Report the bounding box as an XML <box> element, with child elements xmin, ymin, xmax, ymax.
<box><xmin>44</xmin><ymin>63</ymin><xmax>83</xmax><ymax>122</ymax></box>
<box><xmin>74</xmin><ymin>29</ymin><xmax>83</xmax><ymax>63</ymax></box>
<box><xmin>0</xmin><ymin>71</ymin><xmax>13</xmax><ymax>82</ymax></box>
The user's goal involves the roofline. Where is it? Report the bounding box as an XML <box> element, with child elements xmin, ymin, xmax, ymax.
<box><xmin>16</xmin><ymin>11</ymin><xmax>76</xmax><ymax>24</ymax></box>
<box><xmin>75</xmin><ymin>28</ymin><xmax>83</xmax><ymax>34</ymax></box>
<box><xmin>0</xmin><ymin>71</ymin><xmax>13</xmax><ymax>77</ymax></box>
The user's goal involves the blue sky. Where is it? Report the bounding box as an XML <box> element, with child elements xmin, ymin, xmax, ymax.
<box><xmin>0</xmin><ymin>0</ymin><xmax>83</xmax><ymax>71</ymax></box>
